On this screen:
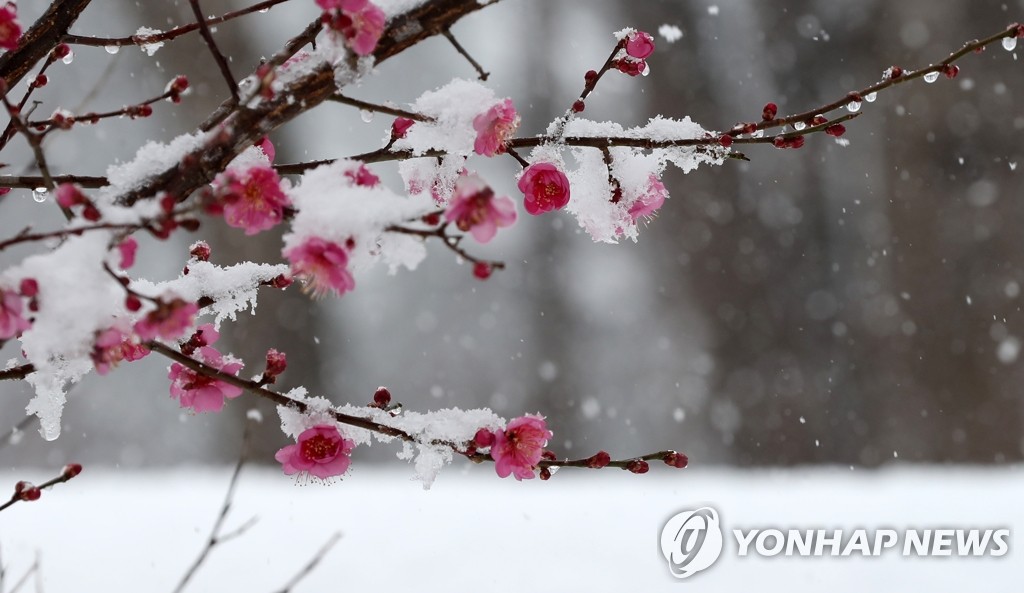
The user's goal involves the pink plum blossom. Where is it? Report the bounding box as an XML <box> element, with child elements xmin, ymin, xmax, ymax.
<box><xmin>0</xmin><ymin>288</ymin><xmax>30</xmax><ymax>340</ymax></box>
<box><xmin>118</xmin><ymin>237</ymin><xmax>138</xmax><ymax>269</ymax></box>
<box><xmin>168</xmin><ymin>344</ymin><xmax>244</xmax><ymax>413</ymax></box>
<box><xmin>321</xmin><ymin>0</ymin><xmax>386</xmax><ymax>56</ymax></box>
<box><xmin>275</xmin><ymin>424</ymin><xmax>354</xmax><ymax>479</ymax></box>
<box><xmin>628</xmin><ymin>175</ymin><xmax>668</xmax><ymax>222</ymax></box>
<box><xmin>133</xmin><ymin>298</ymin><xmax>198</xmax><ymax>341</ymax></box>
<box><xmin>0</xmin><ymin>4</ymin><xmax>21</xmax><ymax>51</ymax></box>
<box><xmin>517</xmin><ymin>162</ymin><xmax>571</xmax><ymax>215</ymax></box>
<box><xmin>217</xmin><ymin>165</ymin><xmax>291</xmax><ymax>235</ymax></box>
<box><xmin>91</xmin><ymin>327</ymin><xmax>149</xmax><ymax>375</ymax></box>
<box><xmin>284</xmin><ymin>237</ymin><xmax>356</xmax><ymax>298</ymax></box>
<box><xmin>625</xmin><ymin>30</ymin><xmax>655</xmax><ymax>59</ymax></box>
<box><xmin>445</xmin><ymin>173</ymin><xmax>517</xmax><ymax>243</ymax></box>
<box><xmin>490</xmin><ymin>414</ymin><xmax>553</xmax><ymax>480</ymax></box>
<box><xmin>473</xmin><ymin>99</ymin><xmax>519</xmax><ymax>157</ymax></box>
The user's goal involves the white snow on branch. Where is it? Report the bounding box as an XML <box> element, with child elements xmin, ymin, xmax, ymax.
<box><xmin>132</xmin><ymin>260</ymin><xmax>289</xmax><ymax>327</ymax></box>
<box><xmin>3</xmin><ymin>233</ymin><xmax>128</xmax><ymax>440</ymax></box>
<box><xmin>284</xmin><ymin>160</ymin><xmax>432</xmax><ymax>275</ymax></box>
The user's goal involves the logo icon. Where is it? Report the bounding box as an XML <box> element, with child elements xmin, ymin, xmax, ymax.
<box><xmin>660</xmin><ymin>507</ymin><xmax>724</xmax><ymax>579</ymax></box>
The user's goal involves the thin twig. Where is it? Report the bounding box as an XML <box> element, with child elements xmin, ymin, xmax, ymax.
<box><xmin>188</xmin><ymin>0</ymin><xmax>240</xmax><ymax>103</ymax></box>
<box><xmin>172</xmin><ymin>422</ymin><xmax>256</xmax><ymax>593</ymax></box>
<box><xmin>386</xmin><ymin>222</ymin><xmax>506</xmax><ymax>271</ymax></box>
<box><xmin>736</xmin><ymin>23</ymin><xmax>1024</xmax><ymax>135</ymax></box>
<box><xmin>441</xmin><ymin>29</ymin><xmax>489</xmax><ymax>81</ymax></box>
<box><xmin>6</xmin><ymin>555</ymin><xmax>38</xmax><ymax>593</ymax></box>
<box><xmin>0</xmin><ymin>466</ymin><xmax>82</xmax><ymax>514</ymax></box>
<box><xmin>62</xmin><ymin>0</ymin><xmax>292</xmax><ymax>48</ymax></box>
<box><xmin>273</xmin><ymin>532</ymin><xmax>342</xmax><ymax>593</ymax></box>
<box><xmin>328</xmin><ymin>94</ymin><xmax>433</xmax><ymax>122</ymax></box>
<box><xmin>0</xmin><ymin>364</ymin><xmax>35</xmax><ymax>381</ymax></box>
<box><xmin>0</xmin><ymin>416</ymin><xmax>34</xmax><ymax>453</ymax></box>
<box><xmin>0</xmin><ymin>175</ymin><xmax>107</xmax><ymax>189</ymax></box>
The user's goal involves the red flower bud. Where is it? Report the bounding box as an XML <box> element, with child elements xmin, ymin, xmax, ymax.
<box><xmin>825</xmin><ymin>123</ymin><xmax>846</xmax><ymax>137</ymax></box>
<box><xmin>373</xmin><ymin>386</ymin><xmax>391</xmax><ymax>408</ymax></box>
<box><xmin>62</xmin><ymin>463</ymin><xmax>83</xmax><ymax>479</ymax></box>
<box><xmin>663</xmin><ymin>452</ymin><xmax>688</xmax><ymax>468</ymax></box>
<box><xmin>625</xmin><ymin>459</ymin><xmax>650</xmax><ymax>474</ymax></box>
<box><xmin>585</xmin><ymin>450</ymin><xmax>611</xmax><ymax>468</ymax></box>
<box><xmin>761</xmin><ymin>102</ymin><xmax>777</xmax><ymax>121</ymax></box>
<box><xmin>15</xmin><ymin>481</ymin><xmax>41</xmax><ymax>501</ymax></box>
<box><xmin>718</xmin><ymin>134</ymin><xmax>733</xmax><ymax>148</ymax></box>
<box><xmin>125</xmin><ymin>295</ymin><xmax>142</xmax><ymax>312</ymax></box>
<box><xmin>473</xmin><ymin>262</ymin><xmax>492</xmax><ymax>280</ymax></box>
<box><xmin>473</xmin><ymin>428</ymin><xmax>495</xmax><ymax>448</ymax></box>
<box><xmin>270</xmin><ymin>274</ymin><xmax>292</xmax><ymax>289</ymax></box>
<box><xmin>19</xmin><ymin>278</ymin><xmax>38</xmax><ymax>297</ymax></box>
<box><xmin>170</xmin><ymin>75</ymin><xmax>189</xmax><ymax>93</ymax></box>
<box><xmin>572</xmin><ymin>100</ymin><xmax>585</xmax><ymax>113</ymax></box>
<box><xmin>189</xmin><ymin>241</ymin><xmax>211</xmax><ymax>261</ymax></box>
<box><xmin>264</xmin><ymin>349</ymin><xmax>287</xmax><ymax>379</ymax></box>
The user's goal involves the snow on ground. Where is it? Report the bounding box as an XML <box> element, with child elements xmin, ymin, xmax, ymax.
<box><xmin>1</xmin><ymin>466</ymin><xmax>1020</xmax><ymax>591</ymax></box>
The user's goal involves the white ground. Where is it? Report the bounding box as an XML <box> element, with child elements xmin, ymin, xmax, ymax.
<box><xmin>1</xmin><ymin>466</ymin><xmax>1019</xmax><ymax>591</ymax></box>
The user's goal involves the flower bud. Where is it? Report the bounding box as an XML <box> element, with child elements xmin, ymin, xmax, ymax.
<box><xmin>373</xmin><ymin>386</ymin><xmax>391</xmax><ymax>408</ymax></box>
<box><xmin>62</xmin><ymin>463</ymin><xmax>83</xmax><ymax>479</ymax></box>
<box><xmin>625</xmin><ymin>459</ymin><xmax>649</xmax><ymax>474</ymax></box>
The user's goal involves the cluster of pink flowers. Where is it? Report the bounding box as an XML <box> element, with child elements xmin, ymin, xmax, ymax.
<box><xmin>474</xmin><ymin>414</ymin><xmax>552</xmax><ymax>480</ymax></box>
<box><xmin>214</xmin><ymin>165</ymin><xmax>292</xmax><ymax>235</ymax></box>
<box><xmin>628</xmin><ymin>174</ymin><xmax>668</xmax><ymax>222</ymax></box>
<box><xmin>616</xmin><ymin>30</ymin><xmax>654</xmax><ymax>77</ymax></box>
<box><xmin>317</xmin><ymin>0</ymin><xmax>386</xmax><ymax>56</ymax></box>
<box><xmin>284</xmin><ymin>237</ymin><xmax>356</xmax><ymax>298</ymax></box>
<box><xmin>0</xmin><ymin>3</ymin><xmax>21</xmax><ymax>51</ymax></box>
<box><xmin>518</xmin><ymin>162</ymin><xmax>571</xmax><ymax>215</ymax></box>
<box><xmin>91</xmin><ymin>326</ymin><xmax>149</xmax><ymax>375</ymax></box>
<box><xmin>133</xmin><ymin>297</ymin><xmax>198</xmax><ymax>341</ymax></box>
<box><xmin>445</xmin><ymin>173</ymin><xmax>517</xmax><ymax>243</ymax></box>
<box><xmin>167</xmin><ymin>324</ymin><xmax>245</xmax><ymax>413</ymax></box>
<box><xmin>473</xmin><ymin>99</ymin><xmax>519</xmax><ymax>157</ymax></box>
<box><xmin>0</xmin><ymin>285</ymin><xmax>31</xmax><ymax>340</ymax></box>
<box><xmin>276</xmin><ymin>424</ymin><xmax>355</xmax><ymax>479</ymax></box>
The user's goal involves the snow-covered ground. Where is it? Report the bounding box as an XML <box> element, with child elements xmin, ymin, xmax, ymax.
<box><xmin>1</xmin><ymin>466</ymin><xmax>1019</xmax><ymax>591</ymax></box>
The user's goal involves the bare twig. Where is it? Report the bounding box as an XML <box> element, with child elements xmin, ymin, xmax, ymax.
<box><xmin>0</xmin><ymin>416</ymin><xmax>34</xmax><ymax>453</ymax></box>
<box><xmin>441</xmin><ymin>29</ymin><xmax>489</xmax><ymax>80</ymax></box>
<box><xmin>386</xmin><ymin>222</ymin><xmax>506</xmax><ymax>272</ymax></box>
<box><xmin>0</xmin><ymin>364</ymin><xmax>34</xmax><ymax>382</ymax></box>
<box><xmin>0</xmin><ymin>175</ymin><xmax>107</xmax><ymax>189</ymax></box>
<box><xmin>172</xmin><ymin>423</ymin><xmax>257</xmax><ymax>593</ymax></box>
<box><xmin>273</xmin><ymin>532</ymin><xmax>342</xmax><ymax>593</ymax></box>
<box><xmin>188</xmin><ymin>0</ymin><xmax>240</xmax><ymax>103</ymax></box>
<box><xmin>6</xmin><ymin>554</ymin><xmax>39</xmax><ymax>593</ymax></box>
<box><xmin>735</xmin><ymin>23</ymin><xmax>1024</xmax><ymax>136</ymax></box>
<box><xmin>0</xmin><ymin>0</ymin><xmax>93</xmax><ymax>87</ymax></box>
<box><xmin>62</xmin><ymin>0</ymin><xmax>292</xmax><ymax>48</ymax></box>
<box><xmin>328</xmin><ymin>94</ymin><xmax>433</xmax><ymax>122</ymax></box>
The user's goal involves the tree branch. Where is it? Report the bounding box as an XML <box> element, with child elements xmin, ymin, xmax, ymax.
<box><xmin>0</xmin><ymin>0</ymin><xmax>93</xmax><ymax>88</ymax></box>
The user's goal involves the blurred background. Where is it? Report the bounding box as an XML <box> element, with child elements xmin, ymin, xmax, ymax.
<box><xmin>2</xmin><ymin>0</ymin><xmax>1023</xmax><ymax>472</ymax></box>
